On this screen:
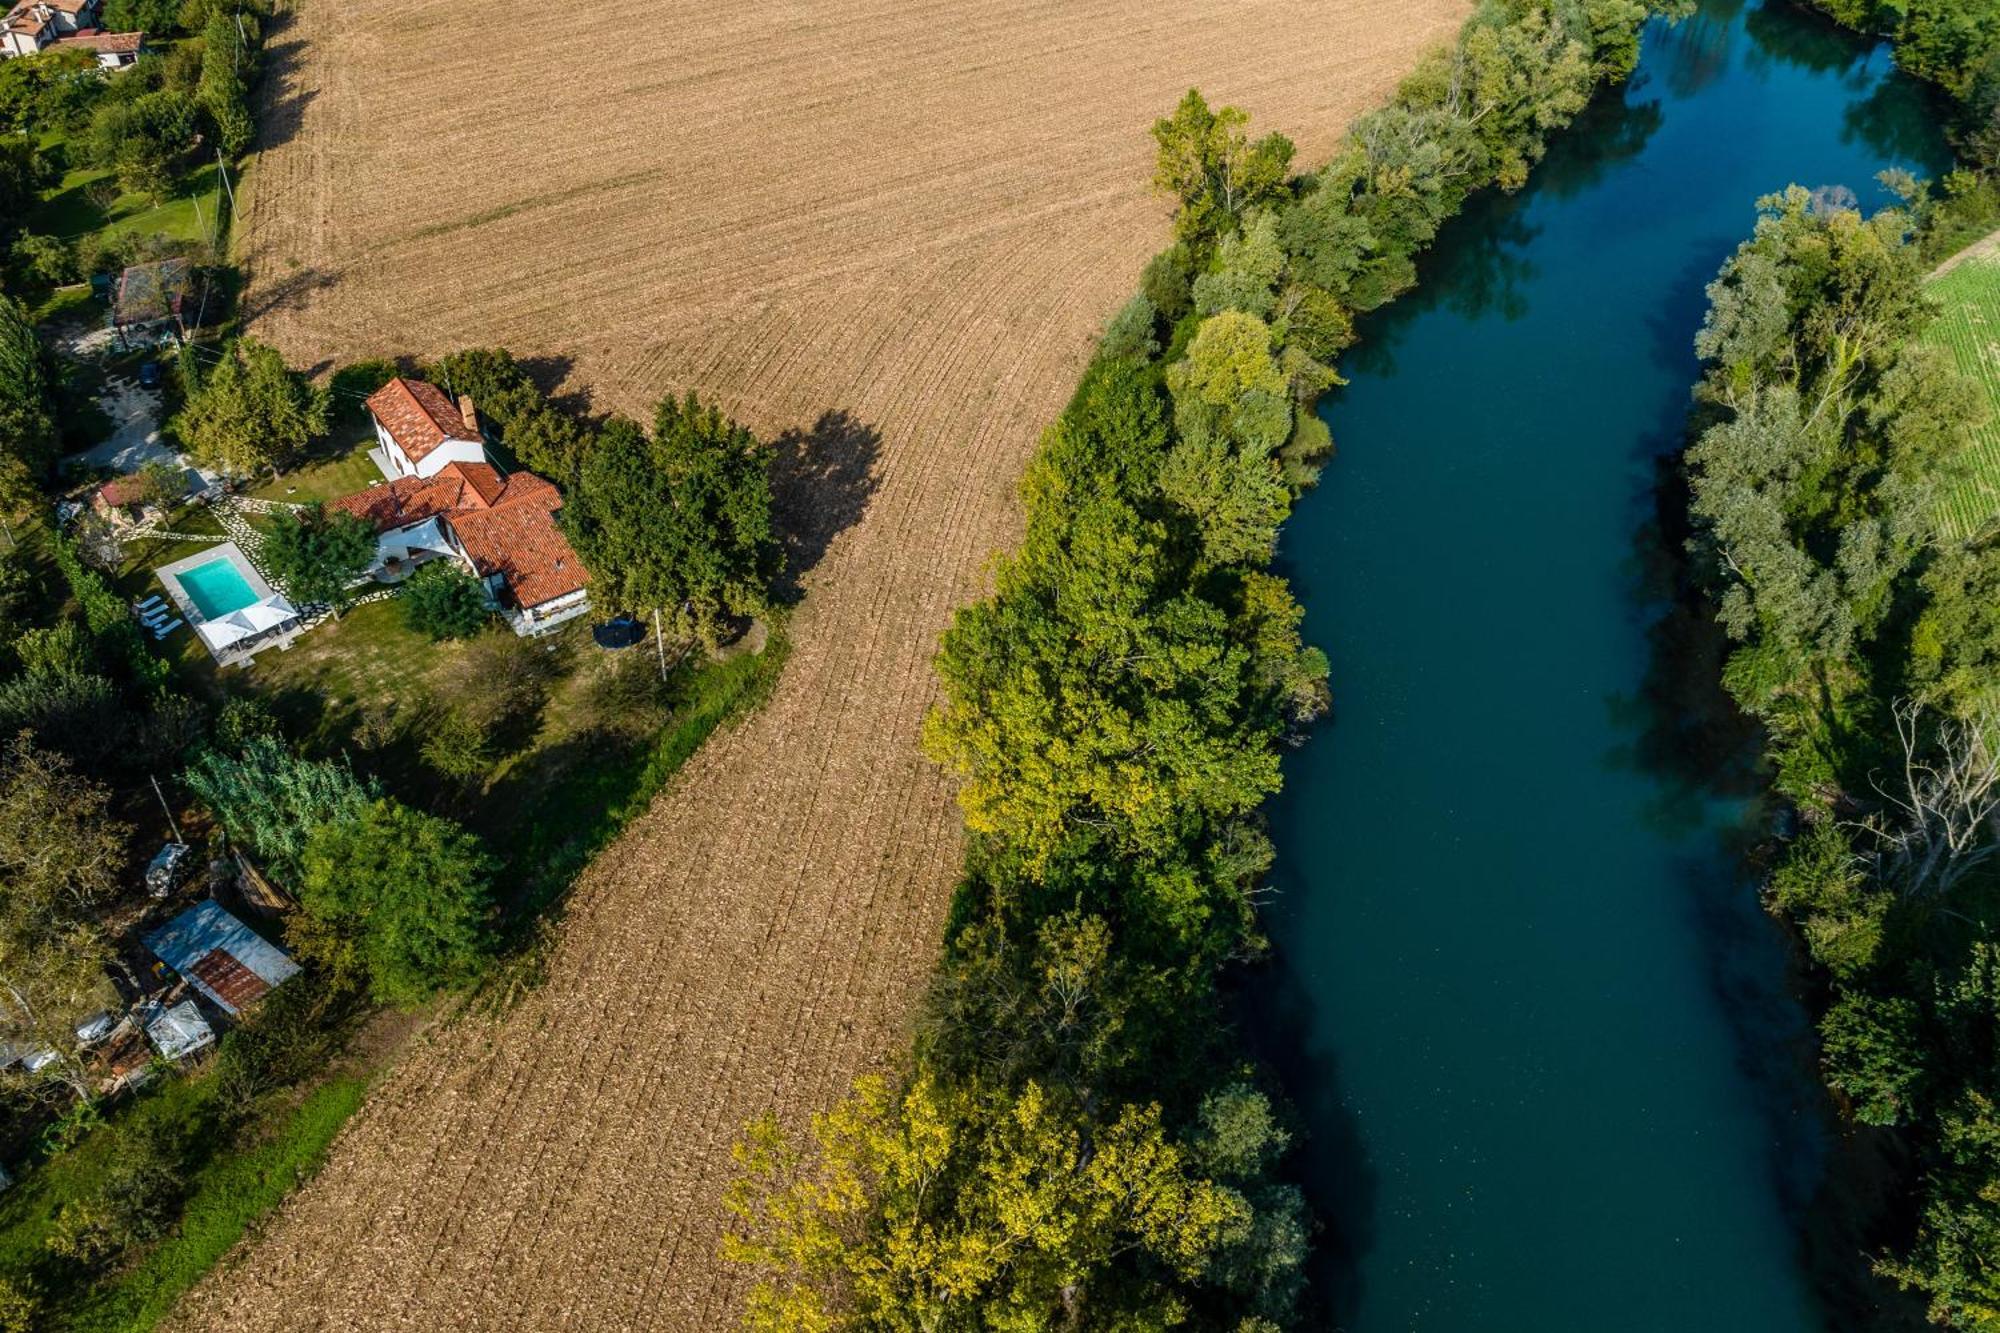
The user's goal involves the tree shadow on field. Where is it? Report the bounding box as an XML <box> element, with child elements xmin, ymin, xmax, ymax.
<box><xmin>236</xmin><ymin>264</ymin><xmax>335</xmax><ymax>325</ymax></box>
<box><xmin>769</xmin><ymin>409</ymin><xmax>882</xmax><ymax>603</ymax></box>
<box><xmin>516</xmin><ymin>354</ymin><xmax>589</xmax><ymax>417</ymax></box>
<box><xmin>255</xmin><ymin>18</ymin><xmax>318</xmax><ymax>154</ymax></box>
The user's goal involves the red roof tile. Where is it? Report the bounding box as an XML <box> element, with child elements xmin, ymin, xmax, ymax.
<box><xmin>330</xmin><ymin>463</ymin><xmax>586</xmax><ymax>610</ymax></box>
<box><xmin>329</xmin><ymin>461</ymin><xmax>548</xmax><ymax>534</ymax></box>
<box><xmin>448</xmin><ymin>486</ymin><xmax>589</xmax><ymax>610</ymax></box>
<box><xmin>96</xmin><ymin>476</ymin><xmax>147</xmax><ymax>507</ymax></box>
<box><xmin>56</xmin><ymin>28</ymin><xmax>141</xmax><ymax>51</ymax></box>
<box><xmin>364</xmin><ymin>377</ymin><xmax>481</xmax><ymax>464</ymax></box>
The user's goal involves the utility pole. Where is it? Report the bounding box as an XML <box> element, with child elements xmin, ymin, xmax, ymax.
<box><xmin>150</xmin><ymin>774</ymin><xmax>184</xmax><ymax>844</ymax></box>
<box><xmin>654</xmin><ymin>607</ymin><xmax>667</xmax><ymax>681</ymax></box>
<box><xmin>216</xmin><ymin>150</ymin><xmax>238</xmax><ymax>223</ymax></box>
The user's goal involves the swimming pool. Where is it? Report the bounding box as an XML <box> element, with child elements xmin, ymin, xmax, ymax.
<box><xmin>176</xmin><ymin>556</ymin><xmax>260</xmax><ymax>619</ymax></box>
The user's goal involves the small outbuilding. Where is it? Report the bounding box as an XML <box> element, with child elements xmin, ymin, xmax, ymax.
<box><xmin>112</xmin><ymin>257</ymin><xmax>195</xmax><ymax>340</ymax></box>
<box><xmin>142</xmin><ymin>899</ymin><xmax>299</xmax><ymax>1016</ymax></box>
<box><xmin>89</xmin><ymin>474</ymin><xmax>156</xmax><ymax>528</ymax></box>
<box><xmin>140</xmin><ymin>999</ymin><xmax>215</xmax><ymax>1061</ymax></box>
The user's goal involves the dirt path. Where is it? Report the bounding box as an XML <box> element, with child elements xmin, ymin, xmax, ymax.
<box><xmin>175</xmin><ymin>2</ymin><xmax>1466</xmax><ymax>1328</ymax></box>
<box><xmin>1935</xmin><ymin>225</ymin><xmax>2000</xmax><ymax>278</ymax></box>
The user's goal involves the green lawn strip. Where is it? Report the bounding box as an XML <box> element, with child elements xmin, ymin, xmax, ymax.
<box><xmin>33</xmin><ymin>284</ymin><xmax>98</xmax><ymax>325</ymax></box>
<box><xmin>31</xmin><ymin>149</ymin><xmax>223</xmax><ymax>250</ymax></box>
<box><xmin>63</xmin><ymin>1077</ymin><xmax>369</xmax><ymax>1333</ymax></box>
<box><xmin>246</xmin><ymin>443</ymin><xmax>384</xmax><ymax>506</ymax></box>
<box><xmin>1924</xmin><ymin>256</ymin><xmax>2000</xmax><ymax>540</ymax></box>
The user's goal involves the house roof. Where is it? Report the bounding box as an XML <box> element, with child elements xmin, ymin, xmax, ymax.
<box><xmin>451</xmin><ymin>499</ymin><xmax>590</xmax><ymax>610</ymax></box>
<box><xmin>96</xmin><ymin>475</ymin><xmax>147</xmax><ymax>507</ymax></box>
<box><xmin>57</xmin><ymin>28</ymin><xmax>141</xmax><ymax>52</ymax></box>
<box><xmin>114</xmin><ymin>257</ymin><xmax>191</xmax><ymax>326</ymax></box>
<box><xmin>1</xmin><ymin>7</ymin><xmax>48</xmax><ymax>38</ymax></box>
<box><xmin>365</xmin><ymin>377</ymin><xmax>481</xmax><ymax>464</ymax></box>
<box><xmin>142</xmin><ymin>899</ymin><xmax>298</xmax><ymax>1016</ymax></box>
<box><xmin>331</xmin><ymin>462</ymin><xmax>586</xmax><ymax>610</ymax></box>
<box><xmin>328</xmin><ymin>460</ymin><xmax>516</xmax><ymax>533</ymax></box>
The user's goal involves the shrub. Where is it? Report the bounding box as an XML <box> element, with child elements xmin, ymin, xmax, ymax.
<box><xmin>9</xmin><ymin>231</ymin><xmax>74</xmax><ymax>286</ymax></box>
<box><xmin>419</xmin><ymin>706</ymin><xmax>491</xmax><ymax>783</ymax></box>
<box><xmin>400</xmin><ymin>560</ymin><xmax>491</xmax><ymax>641</ymax></box>
<box><xmin>0</xmin><ymin>1274</ymin><xmax>38</xmax><ymax>1333</ymax></box>
<box><xmin>295</xmin><ymin>798</ymin><xmax>494</xmax><ymax>1005</ymax></box>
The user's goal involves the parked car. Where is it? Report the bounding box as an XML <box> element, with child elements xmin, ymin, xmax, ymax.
<box><xmin>137</xmin><ymin>360</ymin><xmax>163</xmax><ymax>389</ymax></box>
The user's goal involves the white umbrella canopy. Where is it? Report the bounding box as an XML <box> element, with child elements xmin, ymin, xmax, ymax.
<box><xmin>196</xmin><ymin>595</ymin><xmax>299</xmax><ymax>651</ymax></box>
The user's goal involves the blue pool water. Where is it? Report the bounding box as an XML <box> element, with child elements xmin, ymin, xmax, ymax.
<box><xmin>176</xmin><ymin>557</ymin><xmax>259</xmax><ymax>619</ymax></box>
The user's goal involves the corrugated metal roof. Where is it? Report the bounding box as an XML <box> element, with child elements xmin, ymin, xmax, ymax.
<box><xmin>142</xmin><ymin>899</ymin><xmax>298</xmax><ymax>1016</ymax></box>
<box><xmin>189</xmin><ymin>948</ymin><xmax>272</xmax><ymax>1010</ymax></box>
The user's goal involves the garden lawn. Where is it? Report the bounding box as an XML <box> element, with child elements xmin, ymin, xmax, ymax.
<box><xmin>31</xmin><ymin>144</ymin><xmax>224</xmax><ymax>251</ymax></box>
<box><xmin>246</xmin><ymin>442</ymin><xmax>385</xmax><ymax>506</ymax></box>
<box><xmin>234</xmin><ymin>597</ymin><xmax>444</xmax><ymax>740</ymax></box>
<box><xmin>1927</xmin><ymin>255</ymin><xmax>2000</xmax><ymax>541</ymax></box>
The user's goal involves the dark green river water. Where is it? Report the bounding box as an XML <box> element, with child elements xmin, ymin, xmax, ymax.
<box><xmin>1262</xmin><ymin>2</ymin><xmax>1951</xmax><ymax>1328</ymax></box>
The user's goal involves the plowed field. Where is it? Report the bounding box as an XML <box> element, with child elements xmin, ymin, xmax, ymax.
<box><xmin>176</xmin><ymin>1</ymin><xmax>1466</xmax><ymax>1327</ymax></box>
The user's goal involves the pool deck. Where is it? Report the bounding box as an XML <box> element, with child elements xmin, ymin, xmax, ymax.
<box><xmin>155</xmin><ymin>542</ymin><xmax>304</xmax><ymax>666</ymax></box>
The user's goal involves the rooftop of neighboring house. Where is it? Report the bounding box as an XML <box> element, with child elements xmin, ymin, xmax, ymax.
<box><xmin>365</xmin><ymin>376</ymin><xmax>483</xmax><ymax>464</ymax></box>
<box><xmin>2</xmin><ymin>0</ymin><xmax>98</xmax><ymax>39</ymax></box>
<box><xmin>56</xmin><ymin>28</ymin><xmax>140</xmax><ymax>52</ymax></box>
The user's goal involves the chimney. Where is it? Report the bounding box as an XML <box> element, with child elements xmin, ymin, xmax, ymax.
<box><xmin>458</xmin><ymin>394</ymin><xmax>479</xmax><ymax>436</ymax></box>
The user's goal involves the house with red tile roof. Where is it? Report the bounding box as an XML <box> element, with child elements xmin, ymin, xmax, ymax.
<box><xmin>364</xmin><ymin>376</ymin><xmax>489</xmax><ymax>480</ymax></box>
<box><xmin>53</xmin><ymin>27</ymin><xmax>142</xmax><ymax>65</ymax></box>
<box><xmin>331</xmin><ymin>460</ymin><xmax>592</xmax><ymax>634</ymax></box>
<box><xmin>0</xmin><ymin>0</ymin><xmax>98</xmax><ymax>57</ymax></box>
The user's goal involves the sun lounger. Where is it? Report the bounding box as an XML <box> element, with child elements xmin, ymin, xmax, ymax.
<box><xmin>149</xmin><ymin>619</ymin><xmax>182</xmax><ymax>639</ymax></box>
<box><xmin>134</xmin><ymin>595</ymin><xmax>165</xmax><ymax>613</ymax></box>
<box><xmin>140</xmin><ymin>609</ymin><xmax>172</xmax><ymax>627</ymax></box>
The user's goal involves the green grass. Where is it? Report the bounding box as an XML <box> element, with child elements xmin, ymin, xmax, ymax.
<box><xmin>65</xmin><ymin>1078</ymin><xmax>369</xmax><ymax>1333</ymax></box>
<box><xmin>31</xmin><ymin>146</ymin><xmax>224</xmax><ymax>251</ymax></box>
<box><xmin>247</xmin><ymin>443</ymin><xmax>385</xmax><ymax>506</ymax></box>
<box><xmin>32</xmin><ymin>284</ymin><xmax>99</xmax><ymax>325</ymax></box>
<box><xmin>1926</xmin><ymin>256</ymin><xmax>2000</xmax><ymax>541</ymax></box>
<box><xmin>482</xmin><ymin>619</ymin><xmax>793</xmax><ymax>923</ymax></box>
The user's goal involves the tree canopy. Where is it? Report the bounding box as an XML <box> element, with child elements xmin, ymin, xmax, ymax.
<box><xmin>262</xmin><ymin>501</ymin><xmax>377</xmax><ymax>611</ymax></box>
<box><xmin>175</xmin><ymin>339</ymin><xmax>329</xmax><ymax>479</ymax></box>
<box><xmin>571</xmin><ymin>394</ymin><xmax>780</xmax><ymax>646</ymax></box>
<box><xmin>400</xmin><ymin>560</ymin><xmax>491</xmax><ymax>641</ymax></box>
<box><xmin>295</xmin><ymin>798</ymin><xmax>493</xmax><ymax>1006</ymax></box>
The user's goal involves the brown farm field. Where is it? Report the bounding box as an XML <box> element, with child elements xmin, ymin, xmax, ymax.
<box><xmin>176</xmin><ymin>1</ymin><xmax>1468</xmax><ymax>1328</ymax></box>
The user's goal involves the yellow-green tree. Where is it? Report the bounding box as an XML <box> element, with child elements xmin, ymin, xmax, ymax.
<box><xmin>725</xmin><ymin>1073</ymin><xmax>1246</xmax><ymax>1332</ymax></box>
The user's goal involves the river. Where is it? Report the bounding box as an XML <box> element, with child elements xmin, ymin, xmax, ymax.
<box><xmin>1261</xmin><ymin>2</ymin><xmax>1952</xmax><ymax>1329</ymax></box>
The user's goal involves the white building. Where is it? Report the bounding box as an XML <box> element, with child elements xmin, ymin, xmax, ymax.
<box><xmin>0</xmin><ymin>0</ymin><xmax>96</xmax><ymax>56</ymax></box>
<box><xmin>364</xmin><ymin>376</ymin><xmax>490</xmax><ymax>480</ymax></box>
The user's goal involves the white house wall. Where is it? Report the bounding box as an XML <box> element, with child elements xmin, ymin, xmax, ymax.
<box><xmin>412</xmin><ymin>438</ymin><xmax>488</xmax><ymax>479</ymax></box>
